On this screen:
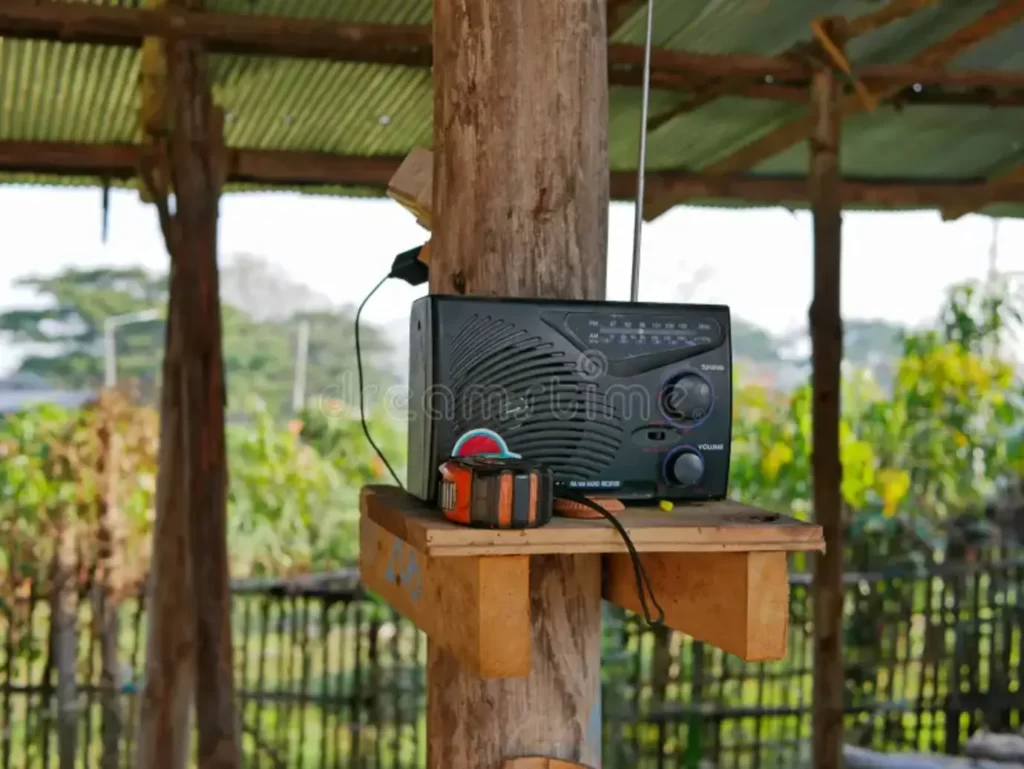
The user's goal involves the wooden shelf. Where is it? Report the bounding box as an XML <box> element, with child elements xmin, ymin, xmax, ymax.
<box><xmin>362</xmin><ymin>485</ymin><xmax>824</xmax><ymax>557</ymax></box>
<box><xmin>359</xmin><ymin>484</ymin><xmax>824</xmax><ymax>679</ymax></box>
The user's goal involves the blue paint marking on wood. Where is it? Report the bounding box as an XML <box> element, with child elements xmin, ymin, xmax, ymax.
<box><xmin>586</xmin><ymin>681</ymin><xmax>602</xmax><ymax>767</ymax></box>
<box><xmin>404</xmin><ymin>550</ymin><xmax>423</xmax><ymax>602</ymax></box>
<box><xmin>384</xmin><ymin>538</ymin><xmax>423</xmax><ymax>603</ymax></box>
<box><xmin>385</xmin><ymin>539</ymin><xmax>403</xmax><ymax>582</ymax></box>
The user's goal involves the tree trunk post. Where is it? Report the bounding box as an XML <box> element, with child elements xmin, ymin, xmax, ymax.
<box><xmin>135</xmin><ymin>1</ymin><xmax>239</xmax><ymax>766</ymax></box>
<box><xmin>809</xmin><ymin>22</ymin><xmax>845</xmax><ymax>769</ymax></box>
<box><xmin>429</xmin><ymin>0</ymin><xmax>609</xmax><ymax>766</ymax></box>
<box><xmin>52</xmin><ymin>520</ymin><xmax>78</xmax><ymax>769</ymax></box>
<box><xmin>95</xmin><ymin>393</ymin><xmax>125</xmax><ymax>769</ymax></box>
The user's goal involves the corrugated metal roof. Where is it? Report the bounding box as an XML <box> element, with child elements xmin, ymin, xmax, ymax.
<box><xmin>2</xmin><ymin>0</ymin><xmax>1024</xmax><ymax>214</ymax></box>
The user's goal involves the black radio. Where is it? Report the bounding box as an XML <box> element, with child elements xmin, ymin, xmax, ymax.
<box><xmin>406</xmin><ymin>295</ymin><xmax>733</xmax><ymax>504</ymax></box>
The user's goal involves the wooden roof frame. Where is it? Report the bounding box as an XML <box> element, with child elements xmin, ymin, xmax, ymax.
<box><xmin>6</xmin><ymin>139</ymin><xmax>1024</xmax><ymax>209</ymax></box>
<box><xmin>2</xmin><ymin>0</ymin><xmax>1024</xmax><ymax>217</ymax></box>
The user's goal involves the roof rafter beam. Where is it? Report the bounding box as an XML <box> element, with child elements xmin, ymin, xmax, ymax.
<box><xmin>607</xmin><ymin>0</ymin><xmax>645</xmax><ymax>36</ymax></box>
<box><xmin>940</xmin><ymin>163</ymin><xmax>1024</xmax><ymax>220</ymax></box>
<box><xmin>4</xmin><ymin>0</ymin><xmax>1024</xmax><ymax>95</ymax></box>
<box><xmin>616</xmin><ymin>67</ymin><xmax>1024</xmax><ymax>107</ymax></box>
<box><xmin>4</xmin><ymin>140</ymin><xmax>1024</xmax><ymax>210</ymax></box>
<box><xmin>647</xmin><ymin>0</ymin><xmax>940</xmax><ymax>131</ymax></box>
<box><xmin>642</xmin><ymin>0</ymin><xmax>1024</xmax><ymax>220</ymax></box>
<box><xmin>0</xmin><ymin>0</ymin><xmax>434</xmax><ymax>66</ymax></box>
<box><xmin>844</xmin><ymin>0</ymin><xmax>939</xmax><ymax>37</ymax></box>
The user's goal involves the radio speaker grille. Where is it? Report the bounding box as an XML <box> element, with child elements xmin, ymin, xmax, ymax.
<box><xmin>447</xmin><ymin>315</ymin><xmax>623</xmax><ymax>479</ymax></box>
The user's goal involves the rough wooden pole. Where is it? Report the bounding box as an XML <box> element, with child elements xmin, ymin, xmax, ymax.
<box><xmin>134</xmin><ymin>235</ymin><xmax>196</xmax><ymax>769</ymax></box>
<box><xmin>133</xmin><ymin>0</ymin><xmax>197</xmax><ymax>764</ymax></box>
<box><xmin>809</xmin><ymin>35</ymin><xmax>845</xmax><ymax>769</ymax></box>
<box><xmin>431</xmin><ymin>0</ymin><xmax>608</xmax><ymax>301</ymax></box>
<box><xmin>135</xmin><ymin>2</ymin><xmax>238</xmax><ymax>766</ymax></box>
<box><xmin>94</xmin><ymin>393</ymin><xmax>125</xmax><ymax>769</ymax></box>
<box><xmin>429</xmin><ymin>0</ymin><xmax>608</xmax><ymax>766</ymax></box>
<box><xmin>166</xmin><ymin>25</ymin><xmax>240</xmax><ymax>769</ymax></box>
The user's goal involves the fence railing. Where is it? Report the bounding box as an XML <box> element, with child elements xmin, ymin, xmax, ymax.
<box><xmin>1</xmin><ymin>558</ymin><xmax>1021</xmax><ymax>769</ymax></box>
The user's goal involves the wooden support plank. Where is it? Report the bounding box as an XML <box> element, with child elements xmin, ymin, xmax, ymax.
<box><xmin>362</xmin><ymin>486</ymin><xmax>818</xmax><ymax>667</ymax></box>
<box><xmin>603</xmin><ymin>551</ymin><xmax>790</xmax><ymax>662</ymax></box>
<box><xmin>809</xmin><ymin>33</ymin><xmax>845</xmax><ymax>769</ymax></box>
<box><xmin>941</xmin><ymin>162</ymin><xmax>1024</xmax><ymax>221</ymax></box>
<box><xmin>637</xmin><ymin>171</ymin><xmax>1024</xmax><ymax>209</ymax></box>
<box><xmin>359</xmin><ymin>515</ymin><xmax>530</xmax><ymax>679</ymax></box>
<box><xmin>8</xmin><ymin>140</ymin><xmax>1024</xmax><ymax>211</ymax></box>
<box><xmin>643</xmin><ymin>0</ymin><xmax>1024</xmax><ymax>220</ymax></box>
<box><xmin>383</xmin><ymin>144</ymin><xmax>1024</xmax><ymax>231</ymax></box>
<box><xmin>502</xmin><ymin>760</ymin><xmax>593</xmax><ymax>769</ymax></box>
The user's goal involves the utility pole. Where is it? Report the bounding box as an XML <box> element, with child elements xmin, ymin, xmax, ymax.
<box><xmin>104</xmin><ymin>309</ymin><xmax>161</xmax><ymax>388</ymax></box>
<box><xmin>292</xmin><ymin>319</ymin><xmax>310</xmax><ymax>413</ymax></box>
<box><xmin>988</xmin><ymin>218</ymin><xmax>1001</xmax><ymax>283</ymax></box>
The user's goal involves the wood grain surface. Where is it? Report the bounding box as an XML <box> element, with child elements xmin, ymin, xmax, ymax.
<box><xmin>363</xmin><ymin>485</ymin><xmax>825</xmax><ymax>557</ymax></box>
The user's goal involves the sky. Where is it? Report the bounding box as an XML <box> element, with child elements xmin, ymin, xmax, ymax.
<box><xmin>1</xmin><ymin>184</ymin><xmax>1023</xmax><ymax>373</ymax></box>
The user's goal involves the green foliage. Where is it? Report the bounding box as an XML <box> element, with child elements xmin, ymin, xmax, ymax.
<box><xmin>731</xmin><ymin>318</ymin><xmax>783</xmax><ymax>363</ymax></box>
<box><xmin>226</xmin><ymin>398</ymin><xmax>357</xmax><ymax>576</ymax></box>
<box><xmin>0</xmin><ymin>268</ymin><xmax>164</xmax><ymax>388</ymax></box>
<box><xmin>300</xmin><ymin>401</ymin><xmax>407</xmax><ymax>486</ymax></box>
<box><xmin>0</xmin><ymin>402</ymin><xmax>78</xmax><ymax>583</ymax></box>
<box><xmin>730</xmin><ymin>279</ymin><xmax>1024</xmax><ymax>566</ymax></box>
<box><xmin>0</xmin><ymin>258</ymin><xmax>397</xmax><ymax>417</ymax></box>
<box><xmin>0</xmin><ymin>393</ymin><xmax>400</xmax><ymax>584</ymax></box>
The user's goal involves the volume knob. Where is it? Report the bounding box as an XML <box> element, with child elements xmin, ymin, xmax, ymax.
<box><xmin>666</xmin><ymin>448</ymin><xmax>705</xmax><ymax>487</ymax></box>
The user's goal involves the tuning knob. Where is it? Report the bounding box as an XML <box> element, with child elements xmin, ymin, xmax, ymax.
<box><xmin>661</xmin><ymin>372</ymin><xmax>714</xmax><ymax>425</ymax></box>
<box><xmin>664</xmin><ymin>447</ymin><xmax>705</xmax><ymax>487</ymax></box>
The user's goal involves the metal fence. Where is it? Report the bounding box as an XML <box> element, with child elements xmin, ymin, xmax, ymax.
<box><xmin>1</xmin><ymin>558</ymin><xmax>1021</xmax><ymax>769</ymax></box>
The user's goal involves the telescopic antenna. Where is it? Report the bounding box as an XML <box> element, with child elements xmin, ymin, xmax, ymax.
<box><xmin>629</xmin><ymin>0</ymin><xmax>655</xmax><ymax>303</ymax></box>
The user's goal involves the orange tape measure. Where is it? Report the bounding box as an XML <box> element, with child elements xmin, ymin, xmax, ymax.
<box><xmin>438</xmin><ymin>456</ymin><xmax>553</xmax><ymax>529</ymax></box>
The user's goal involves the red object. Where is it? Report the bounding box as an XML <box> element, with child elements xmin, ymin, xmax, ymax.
<box><xmin>454</xmin><ymin>434</ymin><xmax>503</xmax><ymax>457</ymax></box>
<box><xmin>438</xmin><ymin>461</ymin><xmax>476</xmax><ymax>525</ymax></box>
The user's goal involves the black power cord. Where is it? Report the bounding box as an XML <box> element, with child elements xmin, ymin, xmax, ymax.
<box><xmin>555</xmin><ymin>490</ymin><xmax>666</xmax><ymax>628</ymax></box>
<box><xmin>354</xmin><ymin>244</ymin><xmax>429</xmax><ymax>490</ymax></box>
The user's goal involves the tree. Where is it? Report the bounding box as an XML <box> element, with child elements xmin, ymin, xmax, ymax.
<box><xmin>731</xmin><ymin>318</ymin><xmax>783</xmax><ymax>363</ymax></box>
<box><xmin>219</xmin><ymin>253</ymin><xmax>333</xmax><ymax>322</ymax></box>
<box><xmin>843</xmin><ymin>319</ymin><xmax>906</xmax><ymax>365</ymax></box>
<box><xmin>216</xmin><ymin>254</ymin><xmax>398</xmax><ymax>411</ymax></box>
<box><xmin>730</xmin><ymin>278</ymin><xmax>1024</xmax><ymax>566</ymax></box>
<box><xmin>0</xmin><ymin>268</ymin><xmax>165</xmax><ymax>389</ymax></box>
<box><xmin>0</xmin><ymin>260</ymin><xmax>399</xmax><ymax>417</ymax></box>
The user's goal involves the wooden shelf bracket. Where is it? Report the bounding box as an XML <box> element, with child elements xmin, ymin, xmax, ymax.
<box><xmin>359</xmin><ymin>486</ymin><xmax>823</xmax><ymax>679</ymax></box>
<box><xmin>360</xmin><ymin>515</ymin><xmax>531</xmax><ymax>679</ymax></box>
